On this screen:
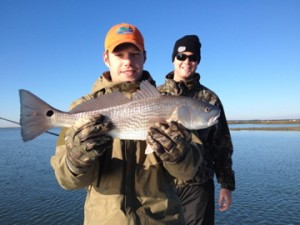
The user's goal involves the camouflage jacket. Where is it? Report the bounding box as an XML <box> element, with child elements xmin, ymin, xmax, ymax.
<box><xmin>158</xmin><ymin>72</ymin><xmax>235</xmax><ymax>191</ymax></box>
<box><xmin>51</xmin><ymin>71</ymin><xmax>202</xmax><ymax>225</ymax></box>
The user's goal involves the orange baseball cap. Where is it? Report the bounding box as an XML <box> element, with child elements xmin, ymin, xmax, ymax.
<box><xmin>104</xmin><ymin>23</ymin><xmax>144</xmax><ymax>52</ymax></box>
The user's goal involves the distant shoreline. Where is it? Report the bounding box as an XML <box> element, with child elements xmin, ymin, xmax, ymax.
<box><xmin>228</xmin><ymin>119</ymin><xmax>300</xmax><ymax>131</ymax></box>
<box><xmin>228</xmin><ymin>119</ymin><xmax>300</xmax><ymax>124</ymax></box>
<box><xmin>229</xmin><ymin>126</ymin><xmax>300</xmax><ymax>131</ymax></box>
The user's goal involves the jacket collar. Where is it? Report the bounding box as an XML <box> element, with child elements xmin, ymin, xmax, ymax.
<box><xmin>91</xmin><ymin>70</ymin><xmax>155</xmax><ymax>94</ymax></box>
<box><xmin>164</xmin><ymin>71</ymin><xmax>202</xmax><ymax>96</ymax></box>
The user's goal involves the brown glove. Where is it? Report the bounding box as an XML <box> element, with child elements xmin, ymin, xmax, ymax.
<box><xmin>65</xmin><ymin>114</ymin><xmax>113</xmax><ymax>175</ymax></box>
<box><xmin>146</xmin><ymin>121</ymin><xmax>191</xmax><ymax>162</ymax></box>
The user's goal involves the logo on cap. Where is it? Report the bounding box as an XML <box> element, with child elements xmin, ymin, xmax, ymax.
<box><xmin>116</xmin><ymin>26</ymin><xmax>134</xmax><ymax>35</ymax></box>
<box><xmin>177</xmin><ymin>46</ymin><xmax>187</xmax><ymax>53</ymax></box>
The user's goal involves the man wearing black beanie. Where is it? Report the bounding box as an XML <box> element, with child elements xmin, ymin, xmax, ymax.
<box><xmin>158</xmin><ymin>35</ymin><xmax>235</xmax><ymax>225</ymax></box>
<box><xmin>171</xmin><ymin>35</ymin><xmax>201</xmax><ymax>64</ymax></box>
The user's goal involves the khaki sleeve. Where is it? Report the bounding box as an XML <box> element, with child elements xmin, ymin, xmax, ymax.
<box><xmin>50</xmin><ymin>128</ymin><xmax>98</xmax><ymax>190</ymax></box>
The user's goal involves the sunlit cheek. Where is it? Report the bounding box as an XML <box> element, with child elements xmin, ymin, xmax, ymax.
<box><xmin>110</xmin><ymin>64</ymin><xmax>123</xmax><ymax>82</ymax></box>
<box><xmin>174</xmin><ymin>62</ymin><xmax>182</xmax><ymax>71</ymax></box>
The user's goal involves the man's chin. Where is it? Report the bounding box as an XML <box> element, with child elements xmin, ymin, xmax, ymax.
<box><xmin>180</xmin><ymin>69</ymin><xmax>193</xmax><ymax>75</ymax></box>
<box><xmin>123</xmin><ymin>76</ymin><xmax>138</xmax><ymax>82</ymax></box>
<box><xmin>123</xmin><ymin>73</ymin><xmax>142</xmax><ymax>82</ymax></box>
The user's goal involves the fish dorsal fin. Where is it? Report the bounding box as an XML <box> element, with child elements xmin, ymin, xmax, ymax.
<box><xmin>70</xmin><ymin>91</ymin><xmax>131</xmax><ymax>113</ymax></box>
<box><xmin>70</xmin><ymin>81</ymin><xmax>158</xmax><ymax>113</ymax></box>
<box><xmin>133</xmin><ymin>81</ymin><xmax>160</xmax><ymax>101</ymax></box>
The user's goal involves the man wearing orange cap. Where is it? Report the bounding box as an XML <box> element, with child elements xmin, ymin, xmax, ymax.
<box><xmin>51</xmin><ymin>23</ymin><xmax>200</xmax><ymax>225</ymax></box>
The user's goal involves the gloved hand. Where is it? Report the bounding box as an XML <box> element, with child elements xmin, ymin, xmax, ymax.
<box><xmin>146</xmin><ymin>121</ymin><xmax>191</xmax><ymax>163</ymax></box>
<box><xmin>65</xmin><ymin>114</ymin><xmax>113</xmax><ymax>175</ymax></box>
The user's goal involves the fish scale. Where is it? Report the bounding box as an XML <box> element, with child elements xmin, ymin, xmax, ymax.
<box><xmin>96</xmin><ymin>97</ymin><xmax>169</xmax><ymax>140</ymax></box>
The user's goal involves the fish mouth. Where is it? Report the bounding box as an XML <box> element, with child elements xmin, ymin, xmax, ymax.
<box><xmin>208</xmin><ymin>113</ymin><xmax>220</xmax><ymax>125</ymax></box>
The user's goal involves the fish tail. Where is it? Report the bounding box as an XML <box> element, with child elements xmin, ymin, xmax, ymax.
<box><xmin>19</xmin><ymin>89</ymin><xmax>57</xmax><ymax>142</ymax></box>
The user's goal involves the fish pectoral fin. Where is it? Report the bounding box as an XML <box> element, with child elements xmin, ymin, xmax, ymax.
<box><xmin>167</xmin><ymin>105</ymin><xmax>190</xmax><ymax>125</ymax></box>
<box><xmin>167</xmin><ymin>106</ymin><xmax>180</xmax><ymax>122</ymax></box>
<box><xmin>145</xmin><ymin>145</ymin><xmax>154</xmax><ymax>154</ymax></box>
<box><xmin>149</xmin><ymin>116</ymin><xmax>165</xmax><ymax>124</ymax></box>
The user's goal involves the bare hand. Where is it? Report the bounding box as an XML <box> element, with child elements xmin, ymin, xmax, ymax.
<box><xmin>218</xmin><ymin>188</ymin><xmax>232</xmax><ymax>212</ymax></box>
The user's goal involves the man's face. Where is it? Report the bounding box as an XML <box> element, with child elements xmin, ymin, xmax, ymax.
<box><xmin>103</xmin><ymin>43</ymin><xmax>145</xmax><ymax>83</ymax></box>
<box><xmin>173</xmin><ymin>51</ymin><xmax>198</xmax><ymax>82</ymax></box>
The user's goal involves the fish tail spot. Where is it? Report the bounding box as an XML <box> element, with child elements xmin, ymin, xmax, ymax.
<box><xmin>46</xmin><ymin>110</ymin><xmax>54</xmax><ymax>117</ymax></box>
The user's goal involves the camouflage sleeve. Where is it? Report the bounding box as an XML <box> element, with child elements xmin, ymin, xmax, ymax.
<box><xmin>50</xmin><ymin>94</ymin><xmax>100</xmax><ymax>190</ymax></box>
<box><xmin>50</xmin><ymin>127</ymin><xmax>99</xmax><ymax>190</ymax></box>
<box><xmin>210</xmin><ymin>101</ymin><xmax>235</xmax><ymax>191</ymax></box>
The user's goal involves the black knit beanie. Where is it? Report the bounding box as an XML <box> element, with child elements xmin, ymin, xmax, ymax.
<box><xmin>172</xmin><ymin>35</ymin><xmax>201</xmax><ymax>64</ymax></box>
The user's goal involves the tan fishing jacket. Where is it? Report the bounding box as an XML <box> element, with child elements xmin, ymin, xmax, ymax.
<box><xmin>51</xmin><ymin>71</ymin><xmax>201</xmax><ymax>225</ymax></box>
<box><xmin>158</xmin><ymin>72</ymin><xmax>235</xmax><ymax>191</ymax></box>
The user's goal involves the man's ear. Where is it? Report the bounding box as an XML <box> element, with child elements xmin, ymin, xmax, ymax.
<box><xmin>143</xmin><ymin>50</ymin><xmax>147</xmax><ymax>63</ymax></box>
<box><xmin>103</xmin><ymin>51</ymin><xmax>109</xmax><ymax>67</ymax></box>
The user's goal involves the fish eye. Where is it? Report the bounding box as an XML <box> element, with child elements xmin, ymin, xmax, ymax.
<box><xmin>205</xmin><ymin>107</ymin><xmax>211</xmax><ymax>113</ymax></box>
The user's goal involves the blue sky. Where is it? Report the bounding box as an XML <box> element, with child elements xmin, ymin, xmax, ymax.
<box><xmin>1</xmin><ymin>0</ymin><xmax>299</xmax><ymax>127</ymax></box>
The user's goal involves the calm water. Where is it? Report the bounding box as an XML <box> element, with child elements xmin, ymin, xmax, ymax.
<box><xmin>0</xmin><ymin>128</ymin><xmax>299</xmax><ymax>225</ymax></box>
<box><xmin>229</xmin><ymin>123</ymin><xmax>300</xmax><ymax>128</ymax></box>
